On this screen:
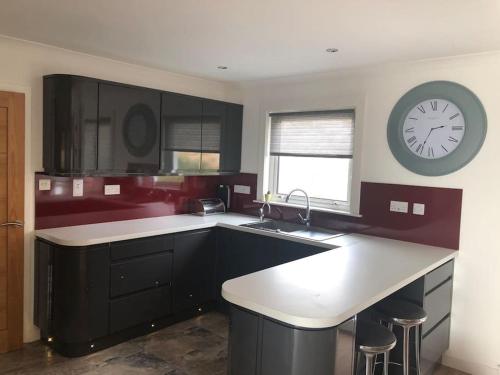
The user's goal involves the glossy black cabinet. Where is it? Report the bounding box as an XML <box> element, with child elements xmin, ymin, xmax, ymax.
<box><xmin>221</xmin><ymin>103</ymin><xmax>243</xmax><ymax>172</ymax></box>
<box><xmin>43</xmin><ymin>75</ymin><xmax>98</xmax><ymax>174</ymax></box>
<box><xmin>43</xmin><ymin>74</ymin><xmax>243</xmax><ymax>175</ymax></box>
<box><xmin>161</xmin><ymin>92</ymin><xmax>243</xmax><ymax>173</ymax></box>
<box><xmin>161</xmin><ymin>93</ymin><xmax>203</xmax><ymax>173</ymax></box>
<box><xmin>34</xmin><ymin>240</ymin><xmax>110</xmax><ymax>353</ymax></box>
<box><xmin>173</xmin><ymin>230</ymin><xmax>216</xmax><ymax>313</ymax></box>
<box><xmin>98</xmin><ymin>83</ymin><xmax>161</xmax><ymax>173</ymax></box>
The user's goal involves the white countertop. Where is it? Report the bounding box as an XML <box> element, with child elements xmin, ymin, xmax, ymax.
<box><xmin>36</xmin><ymin>213</ymin><xmax>458</xmax><ymax>330</ymax></box>
<box><xmin>35</xmin><ymin>213</ymin><xmax>257</xmax><ymax>247</ymax></box>
<box><xmin>222</xmin><ymin>234</ymin><xmax>457</xmax><ymax>329</ymax></box>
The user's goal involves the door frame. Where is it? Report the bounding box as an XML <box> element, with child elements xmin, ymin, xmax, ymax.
<box><xmin>0</xmin><ymin>91</ymin><xmax>25</xmax><ymax>353</ymax></box>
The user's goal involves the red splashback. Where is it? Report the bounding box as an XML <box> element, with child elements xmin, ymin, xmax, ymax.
<box><xmin>236</xmin><ymin>182</ymin><xmax>462</xmax><ymax>250</ymax></box>
<box><xmin>35</xmin><ymin>176</ymin><xmax>462</xmax><ymax>250</ymax></box>
<box><xmin>35</xmin><ymin>173</ymin><xmax>258</xmax><ymax>229</ymax></box>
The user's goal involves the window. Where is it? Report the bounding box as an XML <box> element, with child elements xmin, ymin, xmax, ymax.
<box><xmin>268</xmin><ymin>110</ymin><xmax>355</xmax><ymax>212</ymax></box>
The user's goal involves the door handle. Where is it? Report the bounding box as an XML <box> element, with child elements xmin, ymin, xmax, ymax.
<box><xmin>0</xmin><ymin>220</ymin><xmax>24</xmax><ymax>228</ymax></box>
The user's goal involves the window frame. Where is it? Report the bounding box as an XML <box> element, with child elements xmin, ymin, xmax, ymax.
<box><xmin>265</xmin><ymin>108</ymin><xmax>357</xmax><ymax>214</ymax></box>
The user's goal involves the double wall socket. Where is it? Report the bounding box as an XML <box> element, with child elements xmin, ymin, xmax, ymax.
<box><xmin>390</xmin><ymin>200</ymin><xmax>408</xmax><ymax>213</ymax></box>
<box><xmin>390</xmin><ymin>200</ymin><xmax>426</xmax><ymax>215</ymax></box>
<box><xmin>104</xmin><ymin>185</ymin><xmax>120</xmax><ymax>195</ymax></box>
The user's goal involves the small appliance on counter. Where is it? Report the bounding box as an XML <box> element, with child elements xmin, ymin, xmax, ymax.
<box><xmin>191</xmin><ymin>198</ymin><xmax>226</xmax><ymax>216</ymax></box>
<box><xmin>216</xmin><ymin>184</ymin><xmax>231</xmax><ymax>209</ymax></box>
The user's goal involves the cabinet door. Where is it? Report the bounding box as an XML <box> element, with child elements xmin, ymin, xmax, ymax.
<box><xmin>220</xmin><ymin>103</ymin><xmax>243</xmax><ymax>172</ymax></box>
<box><xmin>52</xmin><ymin>245</ymin><xmax>110</xmax><ymax>343</ymax></box>
<box><xmin>161</xmin><ymin>93</ymin><xmax>202</xmax><ymax>173</ymax></box>
<box><xmin>173</xmin><ymin>230</ymin><xmax>216</xmax><ymax>313</ymax></box>
<box><xmin>98</xmin><ymin>83</ymin><xmax>160</xmax><ymax>173</ymax></box>
<box><xmin>43</xmin><ymin>75</ymin><xmax>98</xmax><ymax>173</ymax></box>
<box><xmin>201</xmin><ymin>100</ymin><xmax>224</xmax><ymax>172</ymax></box>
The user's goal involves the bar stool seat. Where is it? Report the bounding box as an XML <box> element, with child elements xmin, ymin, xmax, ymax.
<box><xmin>356</xmin><ymin>320</ymin><xmax>397</xmax><ymax>375</ymax></box>
<box><xmin>376</xmin><ymin>299</ymin><xmax>427</xmax><ymax>326</ymax></box>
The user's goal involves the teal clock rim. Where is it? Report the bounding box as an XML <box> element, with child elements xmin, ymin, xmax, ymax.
<box><xmin>387</xmin><ymin>80</ymin><xmax>487</xmax><ymax>176</ymax></box>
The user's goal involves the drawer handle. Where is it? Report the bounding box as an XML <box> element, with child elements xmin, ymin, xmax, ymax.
<box><xmin>155</xmin><ymin>281</ymin><xmax>160</xmax><ymax>286</ymax></box>
<box><xmin>120</xmin><ymin>275</ymin><xmax>125</xmax><ymax>280</ymax></box>
<box><xmin>189</xmin><ymin>294</ymin><xmax>193</xmax><ymax>298</ymax></box>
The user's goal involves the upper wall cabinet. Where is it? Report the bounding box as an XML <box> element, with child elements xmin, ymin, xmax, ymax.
<box><xmin>43</xmin><ymin>75</ymin><xmax>98</xmax><ymax>174</ymax></box>
<box><xmin>43</xmin><ymin>74</ymin><xmax>243</xmax><ymax>175</ymax></box>
<box><xmin>98</xmin><ymin>83</ymin><xmax>161</xmax><ymax>174</ymax></box>
<box><xmin>161</xmin><ymin>93</ymin><xmax>203</xmax><ymax>173</ymax></box>
<box><xmin>161</xmin><ymin>93</ymin><xmax>243</xmax><ymax>174</ymax></box>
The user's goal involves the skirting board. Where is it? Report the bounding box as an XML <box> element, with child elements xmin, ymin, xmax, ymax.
<box><xmin>443</xmin><ymin>354</ymin><xmax>499</xmax><ymax>375</ymax></box>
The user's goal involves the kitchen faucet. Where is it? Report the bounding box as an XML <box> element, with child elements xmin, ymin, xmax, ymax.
<box><xmin>285</xmin><ymin>189</ymin><xmax>311</xmax><ymax>227</ymax></box>
<box><xmin>259</xmin><ymin>202</ymin><xmax>271</xmax><ymax>222</ymax></box>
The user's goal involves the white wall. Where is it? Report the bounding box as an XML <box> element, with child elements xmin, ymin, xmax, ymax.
<box><xmin>240</xmin><ymin>52</ymin><xmax>500</xmax><ymax>374</ymax></box>
<box><xmin>0</xmin><ymin>35</ymin><xmax>242</xmax><ymax>344</ymax></box>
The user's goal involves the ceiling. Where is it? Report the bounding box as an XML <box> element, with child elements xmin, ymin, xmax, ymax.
<box><xmin>1</xmin><ymin>0</ymin><xmax>500</xmax><ymax>82</ymax></box>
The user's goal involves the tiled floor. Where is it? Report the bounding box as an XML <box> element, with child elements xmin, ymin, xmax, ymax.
<box><xmin>0</xmin><ymin>312</ymin><xmax>467</xmax><ymax>375</ymax></box>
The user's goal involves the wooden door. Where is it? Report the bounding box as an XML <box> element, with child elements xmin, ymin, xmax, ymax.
<box><xmin>0</xmin><ymin>91</ymin><xmax>24</xmax><ymax>353</ymax></box>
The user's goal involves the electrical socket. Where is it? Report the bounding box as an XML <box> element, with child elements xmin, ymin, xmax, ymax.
<box><xmin>390</xmin><ymin>200</ymin><xmax>408</xmax><ymax>213</ymax></box>
<box><xmin>73</xmin><ymin>179</ymin><xmax>84</xmax><ymax>197</ymax></box>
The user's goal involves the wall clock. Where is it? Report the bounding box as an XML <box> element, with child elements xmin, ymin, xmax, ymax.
<box><xmin>387</xmin><ymin>81</ymin><xmax>487</xmax><ymax>176</ymax></box>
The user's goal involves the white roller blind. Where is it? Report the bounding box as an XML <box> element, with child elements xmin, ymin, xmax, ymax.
<box><xmin>270</xmin><ymin>110</ymin><xmax>354</xmax><ymax>158</ymax></box>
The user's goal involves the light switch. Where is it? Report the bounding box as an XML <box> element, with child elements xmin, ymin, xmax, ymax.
<box><xmin>73</xmin><ymin>179</ymin><xmax>84</xmax><ymax>197</ymax></box>
<box><xmin>104</xmin><ymin>184</ymin><xmax>120</xmax><ymax>195</ymax></box>
<box><xmin>413</xmin><ymin>203</ymin><xmax>425</xmax><ymax>216</ymax></box>
<box><xmin>234</xmin><ymin>185</ymin><xmax>251</xmax><ymax>194</ymax></box>
<box><xmin>390</xmin><ymin>200</ymin><xmax>408</xmax><ymax>213</ymax></box>
<box><xmin>39</xmin><ymin>179</ymin><xmax>51</xmax><ymax>191</ymax></box>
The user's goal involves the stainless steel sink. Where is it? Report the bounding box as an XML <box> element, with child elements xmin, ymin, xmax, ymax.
<box><xmin>240</xmin><ymin>220</ymin><xmax>344</xmax><ymax>241</ymax></box>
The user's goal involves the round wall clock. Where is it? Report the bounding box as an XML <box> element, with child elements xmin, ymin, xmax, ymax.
<box><xmin>387</xmin><ymin>81</ymin><xmax>487</xmax><ymax>176</ymax></box>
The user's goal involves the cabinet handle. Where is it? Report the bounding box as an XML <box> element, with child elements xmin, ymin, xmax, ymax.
<box><xmin>188</xmin><ymin>294</ymin><xmax>193</xmax><ymax>298</ymax></box>
<box><xmin>155</xmin><ymin>281</ymin><xmax>160</xmax><ymax>286</ymax></box>
<box><xmin>120</xmin><ymin>275</ymin><xmax>125</xmax><ymax>280</ymax></box>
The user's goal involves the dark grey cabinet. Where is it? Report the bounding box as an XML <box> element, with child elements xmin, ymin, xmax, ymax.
<box><xmin>98</xmin><ymin>83</ymin><xmax>161</xmax><ymax>173</ymax></box>
<box><xmin>161</xmin><ymin>92</ymin><xmax>243</xmax><ymax>174</ymax></box>
<box><xmin>43</xmin><ymin>74</ymin><xmax>243</xmax><ymax>175</ymax></box>
<box><xmin>173</xmin><ymin>229</ymin><xmax>217</xmax><ymax>313</ymax></box>
<box><xmin>228</xmin><ymin>306</ymin><xmax>356</xmax><ymax>375</ymax></box>
<box><xmin>221</xmin><ymin>103</ymin><xmax>243</xmax><ymax>173</ymax></box>
<box><xmin>392</xmin><ymin>260</ymin><xmax>455</xmax><ymax>375</ymax></box>
<box><xmin>161</xmin><ymin>93</ymin><xmax>203</xmax><ymax>173</ymax></box>
<box><xmin>43</xmin><ymin>75</ymin><xmax>98</xmax><ymax>174</ymax></box>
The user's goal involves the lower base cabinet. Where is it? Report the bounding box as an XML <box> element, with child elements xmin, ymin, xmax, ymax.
<box><xmin>228</xmin><ymin>306</ymin><xmax>356</xmax><ymax>375</ymax></box>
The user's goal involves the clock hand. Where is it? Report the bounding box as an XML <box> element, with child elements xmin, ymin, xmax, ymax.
<box><xmin>423</xmin><ymin>125</ymin><xmax>446</xmax><ymax>145</ymax></box>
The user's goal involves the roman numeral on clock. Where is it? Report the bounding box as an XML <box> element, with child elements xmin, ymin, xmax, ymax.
<box><xmin>417</xmin><ymin>105</ymin><xmax>426</xmax><ymax>114</ymax></box>
<box><xmin>441</xmin><ymin>145</ymin><xmax>448</xmax><ymax>153</ymax></box>
<box><xmin>442</xmin><ymin>103</ymin><xmax>449</xmax><ymax>113</ymax></box>
<box><xmin>416</xmin><ymin>144</ymin><xmax>424</xmax><ymax>154</ymax></box>
<box><xmin>407</xmin><ymin>136</ymin><xmax>417</xmax><ymax>147</ymax></box>
<box><xmin>449</xmin><ymin>113</ymin><xmax>460</xmax><ymax>120</ymax></box>
<box><xmin>427</xmin><ymin>147</ymin><xmax>434</xmax><ymax>158</ymax></box>
<box><xmin>448</xmin><ymin>136</ymin><xmax>459</xmax><ymax>143</ymax></box>
<box><xmin>405</xmin><ymin>127</ymin><xmax>415</xmax><ymax>133</ymax></box>
<box><xmin>430</xmin><ymin>100</ymin><xmax>438</xmax><ymax>111</ymax></box>
<box><xmin>452</xmin><ymin>126</ymin><xmax>464</xmax><ymax>131</ymax></box>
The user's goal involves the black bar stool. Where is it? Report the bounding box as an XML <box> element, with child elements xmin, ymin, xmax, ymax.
<box><xmin>356</xmin><ymin>320</ymin><xmax>397</xmax><ymax>375</ymax></box>
<box><xmin>376</xmin><ymin>299</ymin><xmax>428</xmax><ymax>375</ymax></box>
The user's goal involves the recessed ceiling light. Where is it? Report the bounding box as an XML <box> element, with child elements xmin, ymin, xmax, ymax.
<box><xmin>217</xmin><ymin>66</ymin><xmax>228</xmax><ymax>70</ymax></box>
<box><xmin>326</xmin><ymin>48</ymin><xmax>339</xmax><ymax>53</ymax></box>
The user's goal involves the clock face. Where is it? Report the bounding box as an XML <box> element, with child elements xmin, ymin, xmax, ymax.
<box><xmin>402</xmin><ymin>99</ymin><xmax>465</xmax><ymax>159</ymax></box>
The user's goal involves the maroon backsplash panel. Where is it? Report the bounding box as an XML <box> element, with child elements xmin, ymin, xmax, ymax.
<box><xmin>35</xmin><ymin>173</ymin><xmax>258</xmax><ymax>230</ymax></box>
<box><xmin>35</xmin><ymin>176</ymin><xmax>462</xmax><ymax>250</ymax></box>
<box><xmin>236</xmin><ymin>182</ymin><xmax>462</xmax><ymax>250</ymax></box>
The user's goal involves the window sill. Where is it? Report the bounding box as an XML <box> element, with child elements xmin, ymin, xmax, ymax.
<box><xmin>253</xmin><ymin>200</ymin><xmax>362</xmax><ymax>218</ymax></box>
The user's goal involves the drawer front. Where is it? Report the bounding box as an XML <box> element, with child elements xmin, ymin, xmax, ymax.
<box><xmin>110</xmin><ymin>252</ymin><xmax>172</xmax><ymax>298</ymax></box>
<box><xmin>425</xmin><ymin>260</ymin><xmax>453</xmax><ymax>293</ymax></box>
<box><xmin>109</xmin><ymin>286</ymin><xmax>171</xmax><ymax>333</ymax></box>
<box><xmin>421</xmin><ymin>317</ymin><xmax>451</xmax><ymax>375</ymax></box>
<box><xmin>423</xmin><ymin>278</ymin><xmax>452</xmax><ymax>334</ymax></box>
<box><xmin>110</xmin><ymin>235</ymin><xmax>174</xmax><ymax>261</ymax></box>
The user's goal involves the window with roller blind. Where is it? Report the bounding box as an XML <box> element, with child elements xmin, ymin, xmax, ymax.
<box><xmin>268</xmin><ymin>109</ymin><xmax>355</xmax><ymax>211</ymax></box>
